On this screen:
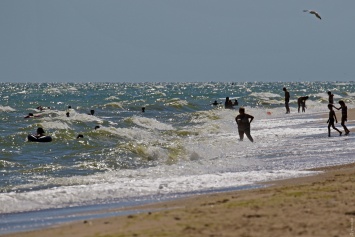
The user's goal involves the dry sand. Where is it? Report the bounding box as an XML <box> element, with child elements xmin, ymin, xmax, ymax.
<box><xmin>3</xmin><ymin>107</ymin><xmax>355</xmax><ymax>237</ymax></box>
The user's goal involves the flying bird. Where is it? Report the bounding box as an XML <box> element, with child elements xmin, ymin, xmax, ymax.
<box><xmin>303</xmin><ymin>10</ymin><xmax>321</xmax><ymax>20</ymax></box>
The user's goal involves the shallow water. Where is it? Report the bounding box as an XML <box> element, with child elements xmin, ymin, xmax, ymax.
<box><xmin>0</xmin><ymin>81</ymin><xmax>354</xmax><ymax>218</ymax></box>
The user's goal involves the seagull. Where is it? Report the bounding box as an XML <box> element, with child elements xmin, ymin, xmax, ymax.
<box><xmin>303</xmin><ymin>10</ymin><xmax>321</xmax><ymax>20</ymax></box>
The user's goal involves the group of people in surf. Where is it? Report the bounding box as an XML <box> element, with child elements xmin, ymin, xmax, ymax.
<box><xmin>283</xmin><ymin>88</ymin><xmax>350</xmax><ymax>137</ymax></box>
<box><xmin>214</xmin><ymin>87</ymin><xmax>351</xmax><ymax>143</ymax></box>
<box><xmin>25</xmin><ymin>105</ymin><xmax>98</xmax><ymax>141</ymax></box>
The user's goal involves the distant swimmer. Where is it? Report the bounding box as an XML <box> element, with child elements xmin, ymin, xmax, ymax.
<box><xmin>36</xmin><ymin>127</ymin><xmax>46</xmax><ymax>138</ymax></box>
<box><xmin>297</xmin><ymin>96</ymin><xmax>309</xmax><ymax>113</ymax></box>
<box><xmin>224</xmin><ymin>97</ymin><xmax>234</xmax><ymax>109</ymax></box>
<box><xmin>327</xmin><ymin>104</ymin><xmax>342</xmax><ymax>137</ymax></box>
<box><xmin>36</xmin><ymin>106</ymin><xmax>44</xmax><ymax>111</ymax></box>
<box><xmin>27</xmin><ymin>127</ymin><xmax>52</xmax><ymax>142</ymax></box>
<box><xmin>89</xmin><ymin>110</ymin><xmax>95</xmax><ymax>115</ymax></box>
<box><xmin>24</xmin><ymin>113</ymin><xmax>41</xmax><ymax>119</ymax></box>
<box><xmin>303</xmin><ymin>10</ymin><xmax>321</xmax><ymax>20</ymax></box>
<box><xmin>235</xmin><ymin>107</ymin><xmax>254</xmax><ymax>142</ymax></box>
<box><xmin>77</xmin><ymin>134</ymin><xmax>84</xmax><ymax>139</ymax></box>
<box><xmin>94</xmin><ymin>126</ymin><xmax>100</xmax><ymax>130</ymax></box>
<box><xmin>142</xmin><ymin>107</ymin><xmax>145</xmax><ymax>112</ymax></box>
<box><xmin>36</xmin><ymin>106</ymin><xmax>50</xmax><ymax>111</ymax></box>
<box><xmin>211</xmin><ymin>100</ymin><xmax>220</xmax><ymax>106</ymax></box>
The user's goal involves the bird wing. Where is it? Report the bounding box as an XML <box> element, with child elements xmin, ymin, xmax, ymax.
<box><xmin>306</xmin><ymin>10</ymin><xmax>322</xmax><ymax>20</ymax></box>
<box><xmin>314</xmin><ymin>12</ymin><xmax>321</xmax><ymax>19</ymax></box>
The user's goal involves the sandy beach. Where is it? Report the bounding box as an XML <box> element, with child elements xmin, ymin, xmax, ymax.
<box><xmin>2</xmin><ymin>108</ymin><xmax>355</xmax><ymax>237</ymax></box>
<box><xmin>2</xmin><ymin>162</ymin><xmax>355</xmax><ymax>237</ymax></box>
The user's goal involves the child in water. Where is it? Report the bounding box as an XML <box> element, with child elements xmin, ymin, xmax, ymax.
<box><xmin>336</xmin><ymin>100</ymin><xmax>350</xmax><ymax>135</ymax></box>
<box><xmin>327</xmin><ymin>104</ymin><xmax>342</xmax><ymax>137</ymax></box>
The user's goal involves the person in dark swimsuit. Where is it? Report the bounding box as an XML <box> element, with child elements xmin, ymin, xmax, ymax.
<box><xmin>327</xmin><ymin>104</ymin><xmax>342</xmax><ymax>137</ymax></box>
<box><xmin>336</xmin><ymin>100</ymin><xmax>350</xmax><ymax>135</ymax></box>
<box><xmin>283</xmin><ymin>87</ymin><xmax>290</xmax><ymax>114</ymax></box>
<box><xmin>235</xmin><ymin>107</ymin><xmax>254</xmax><ymax>142</ymax></box>
<box><xmin>297</xmin><ymin>96</ymin><xmax>309</xmax><ymax>113</ymax></box>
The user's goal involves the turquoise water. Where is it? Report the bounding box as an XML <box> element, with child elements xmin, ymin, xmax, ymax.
<box><xmin>1</xmin><ymin>81</ymin><xmax>355</xmax><ymax>216</ymax></box>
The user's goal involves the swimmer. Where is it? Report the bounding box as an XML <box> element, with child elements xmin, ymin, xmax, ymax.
<box><xmin>36</xmin><ymin>127</ymin><xmax>46</xmax><ymax>138</ymax></box>
<box><xmin>24</xmin><ymin>113</ymin><xmax>34</xmax><ymax>119</ymax></box>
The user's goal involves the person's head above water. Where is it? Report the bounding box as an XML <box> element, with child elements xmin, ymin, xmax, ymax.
<box><xmin>37</xmin><ymin>127</ymin><xmax>45</xmax><ymax>134</ymax></box>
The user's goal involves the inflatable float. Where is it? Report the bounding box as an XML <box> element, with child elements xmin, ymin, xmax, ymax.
<box><xmin>27</xmin><ymin>134</ymin><xmax>52</xmax><ymax>143</ymax></box>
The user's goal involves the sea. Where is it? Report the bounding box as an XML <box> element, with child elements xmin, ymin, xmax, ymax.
<box><xmin>1</xmin><ymin>81</ymin><xmax>355</xmax><ymax>233</ymax></box>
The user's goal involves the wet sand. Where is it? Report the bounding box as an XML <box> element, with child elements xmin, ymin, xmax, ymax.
<box><xmin>2</xmin><ymin>108</ymin><xmax>355</xmax><ymax>237</ymax></box>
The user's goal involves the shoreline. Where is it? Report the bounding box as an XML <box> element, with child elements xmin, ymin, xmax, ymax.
<box><xmin>2</xmin><ymin>162</ymin><xmax>355</xmax><ymax>237</ymax></box>
<box><xmin>2</xmin><ymin>108</ymin><xmax>354</xmax><ymax>237</ymax></box>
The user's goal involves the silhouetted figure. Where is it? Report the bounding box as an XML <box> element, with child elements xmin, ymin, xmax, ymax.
<box><xmin>327</xmin><ymin>91</ymin><xmax>334</xmax><ymax>104</ymax></box>
<box><xmin>336</xmin><ymin>100</ymin><xmax>350</xmax><ymax>135</ymax></box>
<box><xmin>235</xmin><ymin>107</ymin><xmax>254</xmax><ymax>142</ymax></box>
<box><xmin>224</xmin><ymin>97</ymin><xmax>234</xmax><ymax>109</ymax></box>
<box><xmin>77</xmin><ymin>134</ymin><xmax>84</xmax><ymax>139</ymax></box>
<box><xmin>66</xmin><ymin>112</ymin><xmax>70</xmax><ymax>117</ymax></box>
<box><xmin>211</xmin><ymin>100</ymin><xmax>220</xmax><ymax>106</ymax></box>
<box><xmin>297</xmin><ymin>96</ymin><xmax>309</xmax><ymax>113</ymax></box>
<box><xmin>142</xmin><ymin>107</ymin><xmax>145</xmax><ymax>112</ymax></box>
<box><xmin>90</xmin><ymin>110</ymin><xmax>95</xmax><ymax>115</ymax></box>
<box><xmin>283</xmin><ymin>87</ymin><xmax>290</xmax><ymax>114</ymax></box>
<box><xmin>36</xmin><ymin>127</ymin><xmax>46</xmax><ymax>138</ymax></box>
<box><xmin>94</xmin><ymin>126</ymin><xmax>100</xmax><ymax>130</ymax></box>
<box><xmin>327</xmin><ymin>104</ymin><xmax>342</xmax><ymax>137</ymax></box>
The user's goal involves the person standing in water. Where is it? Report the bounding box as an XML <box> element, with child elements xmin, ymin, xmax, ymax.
<box><xmin>336</xmin><ymin>100</ymin><xmax>350</xmax><ymax>135</ymax></box>
<box><xmin>297</xmin><ymin>96</ymin><xmax>309</xmax><ymax>113</ymax></box>
<box><xmin>235</xmin><ymin>107</ymin><xmax>254</xmax><ymax>142</ymax></box>
<box><xmin>327</xmin><ymin>104</ymin><xmax>342</xmax><ymax>137</ymax></box>
<box><xmin>283</xmin><ymin>87</ymin><xmax>290</xmax><ymax>114</ymax></box>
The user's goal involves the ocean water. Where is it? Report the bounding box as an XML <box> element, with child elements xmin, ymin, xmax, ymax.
<box><xmin>1</xmin><ymin>81</ymin><xmax>355</xmax><ymax>229</ymax></box>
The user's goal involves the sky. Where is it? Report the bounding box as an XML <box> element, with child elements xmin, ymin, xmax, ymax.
<box><xmin>0</xmin><ymin>0</ymin><xmax>354</xmax><ymax>83</ymax></box>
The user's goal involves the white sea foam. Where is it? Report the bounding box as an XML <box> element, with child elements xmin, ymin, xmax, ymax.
<box><xmin>131</xmin><ymin>116</ymin><xmax>175</xmax><ymax>131</ymax></box>
<box><xmin>250</xmin><ymin>92</ymin><xmax>281</xmax><ymax>98</ymax></box>
<box><xmin>0</xmin><ymin>106</ymin><xmax>15</xmax><ymax>112</ymax></box>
